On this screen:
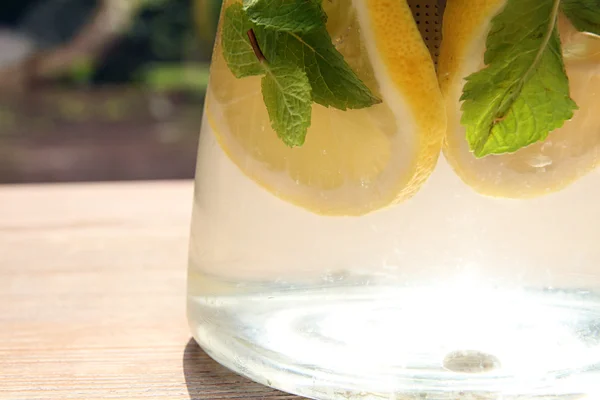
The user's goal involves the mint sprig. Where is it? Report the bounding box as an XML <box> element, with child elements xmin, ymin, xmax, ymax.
<box><xmin>257</xmin><ymin>26</ymin><xmax>381</xmax><ymax>110</ymax></box>
<box><xmin>461</xmin><ymin>0</ymin><xmax>600</xmax><ymax>157</ymax></box>
<box><xmin>220</xmin><ymin>0</ymin><xmax>381</xmax><ymax>147</ymax></box>
<box><xmin>221</xmin><ymin>4</ymin><xmax>264</xmax><ymax>78</ymax></box>
<box><xmin>460</xmin><ymin>0</ymin><xmax>577</xmax><ymax>157</ymax></box>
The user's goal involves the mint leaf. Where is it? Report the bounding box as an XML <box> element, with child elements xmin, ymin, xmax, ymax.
<box><xmin>561</xmin><ymin>0</ymin><xmax>600</xmax><ymax>35</ymax></box>
<box><xmin>243</xmin><ymin>0</ymin><xmax>326</xmax><ymax>33</ymax></box>
<box><xmin>257</xmin><ymin>26</ymin><xmax>381</xmax><ymax>110</ymax></box>
<box><xmin>461</xmin><ymin>0</ymin><xmax>578</xmax><ymax>157</ymax></box>
<box><xmin>220</xmin><ymin>4</ymin><xmax>313</xmax><ymax>147</ymax></box>
<box><xmin>219</xmin><ymin>2</ymin><xmax>380</xmax><ymax>147</ymax></box>
<box><xmin>221</xmin><ymin>3</ymin><xmax>264</xmax><ymax>78</ymax></box>
<box><xmin>262</xmin><ymin>64</ymin><xmax>313</xmax><ymax>146</ymax></box>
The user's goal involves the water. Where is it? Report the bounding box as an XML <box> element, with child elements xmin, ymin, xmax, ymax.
<box><xmin>187</xmin><ymin>120</ymin><xmax>600</xmax><ymax>399</ymax></box>
<box><xmin>188</xmin><ymin>277</ymin><xmax>600</xmax><ymax>399</ymax></box>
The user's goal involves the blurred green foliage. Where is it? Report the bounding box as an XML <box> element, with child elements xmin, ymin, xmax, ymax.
<box><xmin>1</xmin><ymin>0</ymin><xmax>223</xmax><ymax>93</ymax></box>
<box><xmin>1</xmin><ymin>0</ymin><xmax>44</xmax><ymax>24</ymax></box>
<box><xmin>91</xmin><ymin>0</ymin><xmax>207</xmax><ymax>89</ymax></box>
<box><xmin>140</xmin><ymin>63</ymin><xmax>210</xmax><ymax>93</ymax></box>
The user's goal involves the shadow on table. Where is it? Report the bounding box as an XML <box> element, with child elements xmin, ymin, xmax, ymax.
<box><xmin>183</xmin><ymin>338</ymin><xmax>303</xmax><ymax>399</ymax></box>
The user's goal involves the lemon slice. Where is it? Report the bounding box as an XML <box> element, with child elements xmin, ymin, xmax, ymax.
<box><xmin>439</xmin><ymin>0</ymin><xmax>600</xmax><ymax>199</ymax></box>
<box><xmin>205</xmin><ymin>0</ymin><xmax>445</xmax><ymax>216</ymax></box>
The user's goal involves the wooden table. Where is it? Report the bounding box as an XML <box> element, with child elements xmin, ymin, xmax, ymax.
<box><xmin>0</xmin><ymin>181</ymin><xmax>302</xmax><ymax>399</ymax></box>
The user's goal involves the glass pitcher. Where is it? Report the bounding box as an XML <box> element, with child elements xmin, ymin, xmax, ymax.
<box><xmin>188</xmin><ymin>0</ymin><xmax>600</xmax><ymax>398</ymax></box>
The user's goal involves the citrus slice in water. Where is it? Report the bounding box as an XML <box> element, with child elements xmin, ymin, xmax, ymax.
<box><xmin>205</xmin><ymin>0</ymin><xmax>445</xmax><ymax>216</ymax></box>
<box><xmin>439</xmin><ymin>0</ymin><xmax>600</xmax><ymax>198</ymax></box>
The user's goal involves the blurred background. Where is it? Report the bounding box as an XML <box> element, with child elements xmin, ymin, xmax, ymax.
<box><xmin>0</xmin><ymin>0</ymin><xmax>222</xmax><ymax>183</ymax></box>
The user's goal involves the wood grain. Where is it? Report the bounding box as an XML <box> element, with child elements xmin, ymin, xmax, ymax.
<box><xmin>0</xmin><ymin>181</ymin><xmax>303</xmax><ymax>399</ymax></box>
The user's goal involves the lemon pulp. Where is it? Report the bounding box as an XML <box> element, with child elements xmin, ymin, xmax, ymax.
<box><xmin>205</xmin><ymin>0</ymin><xmax>445</xmax><ymax>216</ymax></box>
<box><xmin>439</xmin><ymin>0</ymin><xmax>600</xmax><ymax>198</ymax></box>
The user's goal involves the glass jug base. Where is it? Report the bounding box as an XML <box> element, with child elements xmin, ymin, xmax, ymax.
<box><xmin>187</xmin><ymin>272</ymin><xmax>600</xmax><ymax>399</ymax></box>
